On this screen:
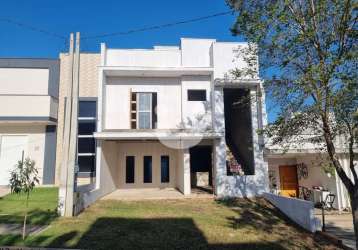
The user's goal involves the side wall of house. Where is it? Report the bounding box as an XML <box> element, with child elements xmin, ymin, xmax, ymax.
<box><xmin>213</xmin><ymin>86</ymin><xmax>269</xmax><ymax>197</ymax></box>
<box><xmin>55</xmin><ymin>53</ymin><xmax>100</xmax><ymax>185</ymax></box>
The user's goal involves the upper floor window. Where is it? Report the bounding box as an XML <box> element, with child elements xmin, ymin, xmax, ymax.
<box><xmin>131</xmin><ymin>92</ymin><xmax>157</xmax><ymax>129</ymax></box>
<box><xmin>77</xmin><ymin>99</ymin><xmax>97</xmax><ymax>176</ymax></box>
<box><xmin>188</xmin><ymin>89</ymin><xmax>206</xmax><ymax>101</ymax></box>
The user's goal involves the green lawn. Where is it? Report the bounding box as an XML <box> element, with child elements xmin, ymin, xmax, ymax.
<box><xmin>0</xmin><ymin>191</ymin><xmax>340</xmax><ymax>250</ymax></box>
<box><xmin>0</xmin><ymin>187</ymin><xmax>58</xmax><ymax>225</ymax></box>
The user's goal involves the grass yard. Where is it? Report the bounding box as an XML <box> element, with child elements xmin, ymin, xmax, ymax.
<box><xmin>0</xmin><ymin>191</ymin><xmax>340</xmax><ymax>250</ymax></box>
<box><xmin>0</xmin><ymin>187</ymin><xmax>58</xmax><ymax>225</ymax></box>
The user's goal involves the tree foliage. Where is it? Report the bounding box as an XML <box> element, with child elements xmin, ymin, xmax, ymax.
<box><xmin>227</xmin><ymin>0</ymin><xmax>357</xmax><ymax>246</ymax></box>
<box><xmin>9</xmin><ymin>156</ymin><xmax>39</xmax><ymax>240</ymax></box>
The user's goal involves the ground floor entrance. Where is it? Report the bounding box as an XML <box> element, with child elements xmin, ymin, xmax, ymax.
<box><xmin>117</xmin><ymin>141</ymin><xmax>178</xmax><ymax>189</ymax></box>
<box><xmin>267</xmin><ymin>154</ymin><xmax>352</xmax><ymax>211</ymax></box>
<box><xmin>189</xmin><ymin>145</ymin><xmax>213</xmax><ymax>195</ymax></box>
<box><xmin>92</xmin><ymin>140</ymin><xmax>216</xmax><ymax>199</ymax></box>
<box><xmin>279</xmin><ymin>165</ymin><xmax>298</xmax><ymax>198</ymax></box>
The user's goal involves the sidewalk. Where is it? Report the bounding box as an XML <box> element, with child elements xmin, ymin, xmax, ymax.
<box><xmin>0</xmin><ymin>187</ymin><xmax>10</xmax><ymax>198</ymax></box>
<box><xmin>316</xmin><ymin>210</ymin><xmax>356</xmax><ymax>249</ymax></box>
<box><xmin>0</xmin><ymin>223</ymin><xmax>47</xmax><ymax>235</ymax></box>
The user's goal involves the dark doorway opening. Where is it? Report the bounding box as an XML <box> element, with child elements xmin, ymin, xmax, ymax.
<box><xmin>189</xmin><ymin>145</ymin><xmax>213</xmax><ymax>194</ymax></box>
<box><xmin>224</xmin><ymin>88</ymin><xmax>255</xmax><ymax>175</ymax></box>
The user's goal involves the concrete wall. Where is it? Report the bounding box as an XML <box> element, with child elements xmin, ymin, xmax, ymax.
<box><xmin>213</xmin><ymin>85</ymin><xmax>269</xmax><ymax>198</ymax></box>
<box><xmin>117</xmin><ymin>141</ymin><xmax>178</xmax><ymax>189</ymax></box>
<box><xmin>180</xmin><ymin>38</ymin><xmax>214</xmax><ymax>67</ymax></box>
<box><xmin>104</xmin><ymin>77</ymin><xmax>181</xmax><ymax>129</ymax></box>
<box><xmin>55</xmin><ymin>53</ymin><xmax>100</xmax><ymax>184</ymax></box>
<box><xmin>0</xmin><ymin>58</ymin><xmax>60</xmax><ymax>97</ymax></box>
<box><xmin>0</xmin><ymin>96</ymin><xmax>58</xmax><ymax>119</ymax></box>
<box><xmin>0</xmin><ymin>59</ymin><xmax>59</xmax><ymax>185</ymax></box>
<box><xmin>0</xmin><ymin>68</ymin><xmax>49</xmax><ymax>95</ymax></box>
<box><xmin>264</xmin><ymin>192</ymin><xmax>320</xmax><ymax>232</ymax></box>
<box><xmin>105</xmin><ymin>48</ymin><xmax>181</xmax><ymax>67</ymax></box>
<box><xmin>181</xmin><ymin>76</ymin><xmax>212</xmax><ymax>129</ymax></box>
<box><xmin>0</xmin><ymin>125</ymin><xmax>48</xmax><ymax>184</ymax></box>
<box><xmin>212</xmin><ymin>42</ymin><xmax>257</xmax><ymax>79</ymax></box>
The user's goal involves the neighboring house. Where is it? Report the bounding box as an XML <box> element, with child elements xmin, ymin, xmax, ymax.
<box><xmin>265</xmin><ymin>136</ymin><xmax>357</xmax><ymax>211</ymax></box>
<box><xmin>0</xmin><ymin>58</ymin><xmax>59</xmax><ymax>186</ymax></box>
<box><xmin>72</xmin><ymin>38</ymin><xmax>269</xmax><ymax>209</ymax></box>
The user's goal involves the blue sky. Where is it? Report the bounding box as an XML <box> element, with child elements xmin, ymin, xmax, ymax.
<box><xmin>0</xmin><ymin>0</ymin><xmax>277</xmax><ymax>121</ymax></box>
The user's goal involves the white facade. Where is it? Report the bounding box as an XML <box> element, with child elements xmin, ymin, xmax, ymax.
<box><xmin>75</xmin><ymin>38</ymin><xmax>268</xmax><ymax>210</ymax></box>
<box><xmin>0</xmin><ymin>59</ymin><xmax>59</xmax><ymax>186</ymax></box>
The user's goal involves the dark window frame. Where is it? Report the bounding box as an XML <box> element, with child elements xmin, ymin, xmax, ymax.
<box><xmin>77</xmin><ymin>98</ymin><xmax>97</xmax><ymax>174</ymax></box>
<box><xmin>126</xmin><ymin>156</ymin><xmax>135</xmax><ymax>183</ymax></box>
<box><xmin>187</xmin><ymin>89</ymin><xmax>206</xmax><ymax>101</ymax></box>
<box><xmin>143</xmin><ymin>156</ymin><xmax>152</xmax><ymax>183</ymax></box>
<box><xmin>161</xmin><ymin>155</ymin><xmax>170</xmax><ymax>183</ymax></box>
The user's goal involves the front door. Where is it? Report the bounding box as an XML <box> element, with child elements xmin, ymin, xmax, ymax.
<box><xmin>279</xmin><ymin>165</ymin><xmax>298</xmax><ymax>198</ymax></box>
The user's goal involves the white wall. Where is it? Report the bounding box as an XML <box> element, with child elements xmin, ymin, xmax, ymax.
<box><xmin>264</xmin><ymin>192</ymin><xmax>321</xmax><ymax>232</ymax></box>
<box><xmin>0</xmin><ymin>96</ymin><xmax>58</xmax><ymax>119</ymax></box>
<box><xmin>180</xmin><ymin>38</ymin><xmax>215</xmax><ymax>67</ymax></box>
<box><xmin>105</xmin><ymin>77</ymin><xmax>182</xmax><ymax>130</ymax></box>
<box><xmin>181</xmin><ymin>75</ymin><xmax>212</xmax><ymax>130</ymax></box>
<box><xmin>0</xmin><ymin>68</ymin><xmax>50</xmax><ymax>95</ymax></box>
<box><xmin>213</xmin><ymin>86</ymin><xmax>269</xmax><ymax>197</ymax></box>
<box><xmin>105</xmin><ymin>49</ymin><xmax>181</xmax><ymax>67</ymax></box>
<box><xmin>0</xmin><ymin>125</ymin><xmax>47</xmax><ymax>184</ymax></box>
<box><xmin>212</xmin><ymin>42</ymin><xmax>257</xmax><ymax>79</ymax></box>
<box><xmin>117</xmin><ymin>141</ymin><xmax>178</xmax><ymax>189</ymax></box>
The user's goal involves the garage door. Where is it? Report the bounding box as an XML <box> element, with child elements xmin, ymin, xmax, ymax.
<box><xmin>0</xmin><ymin>136</ymin><xmax>28</xmax><ymax>186</ymax></box>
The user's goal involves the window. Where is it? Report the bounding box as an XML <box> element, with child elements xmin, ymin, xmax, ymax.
<box><xmin>77</xmin><ymin>100</ymin><xmax>97</xmax><ymax>175</ymax></box>
<box><xmin>143</xmin><ymin>156</ymin><xmax>152</xmax><ymax>183</ymax></box>
<box><xmin>161</xmin><ymin>156</ymin><xmax>170</xmax><ymax>183</ymax></box>
<box><xmin>131</xmin><ymin>92</ymin><xmax>157</xmax><ymax>129</ymax></box>
<box><xmin>126</xmin><ymin>156</ymin><xmax>135</xmax><ymax>183</ymax></box>
<box><xmin>188</xmin><ymin>90</ymin><xmax>206</xmax><ymax>101</ymax></box>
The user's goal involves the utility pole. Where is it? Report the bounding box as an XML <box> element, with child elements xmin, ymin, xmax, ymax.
<box><xmin>58</xmin><ymin>32</ymin><xmax>80</xmax><ymax>217</ymax></box>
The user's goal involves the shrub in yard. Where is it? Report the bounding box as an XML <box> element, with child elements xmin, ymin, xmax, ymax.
<box><xmin>9</xmin><ymin>155</ymin><xmax>39</xmax><ymax>240</ymax></box>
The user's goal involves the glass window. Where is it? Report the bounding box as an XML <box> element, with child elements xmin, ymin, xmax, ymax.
<box><xmin>78</xmin><ymin>155</ymin><xmax>95</xmax><ymax>173</ymax></box>
<box><xmin>143</xmin><ymin>156</ymin><xmax>152</xmax><ymax>183</ymax></box>
<box><xmin>126</xmin><ymin>156</ymin><xmax>135</xmax><ymax>183</ymax></box>
<box><xmin>137</xmin><ymin>93</ymin><xmax>152</xmax><ymax>129</ymax></box>
<box><xmin>78</xmin><ymin>138</ymin><xmax>95</xmax><ymax>153</ymax></box>
<box><xmin>77</xmin><ymin>100</ymin><xmax>97</xmax><ymax>174</ymax></box>
<box><xmin>79</xmin><ymin>101</ymin><xmax>97</xmax><ymax>117</ymax></box>
<box><xmin>188</xmin><ymin>90</ymin><xmax>206</xmax><ymax>101</ymax></box>
<box><xmin>161</xmin><ymin>156</ymin><xmax>170</xmax><ymax>183</ymax></box>
<box><xmin>78</xmin><ymin>122</ymin><xmax>96</xmax><ymax>135</ymax></box>
<box><xmin>138</xmin><ymin>112</ymin><xmax>151</xmax><ymax>129</ymax></box>
<box><xmin>138</xmin><ymin>93</ymin><xmax>151</xmax><ymax>111</ymax></box>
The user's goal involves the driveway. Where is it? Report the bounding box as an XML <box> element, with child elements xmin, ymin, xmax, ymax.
<box><xmin>316</xmin><ymin>210</ymin><xmax>356</xmax><ymax>249</ymax></box>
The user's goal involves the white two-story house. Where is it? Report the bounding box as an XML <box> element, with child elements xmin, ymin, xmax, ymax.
<box><xmin>77</xmin><ymin>38</ymin><xmax>269</xmax><ymax>207</ymax></box>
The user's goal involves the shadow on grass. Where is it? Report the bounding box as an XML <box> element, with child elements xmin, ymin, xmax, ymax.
<box><xmin>0</xmin><ymin>208</ymin><xmax>58</xmax><ymax>225</ymax></box>
<box><xmin>43</xmin><ymin>217</ymin><xmax>286</xmax><ymax>250</ymax></box>
<box><xmin>217</xmin><ymin>197</ymin><xmax>341</xmax><ymax>249</ymax></box>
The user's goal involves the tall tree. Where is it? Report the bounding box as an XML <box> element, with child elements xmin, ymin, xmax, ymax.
<box><xmin>227</xmin><ymin>0</ymin><xmax>358</xmax><ymax>246</ymax></box>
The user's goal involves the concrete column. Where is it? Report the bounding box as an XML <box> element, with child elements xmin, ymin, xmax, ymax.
<box><xmin>214</xmin><ymin>137</ymin><xmax>227</xmax><ymax>196</ymax></box>
<box><xmin>95</xmin><ymin>140</ymin><xmax>102</xmax><ymax>190</ymax></box>
<box><xmin>183</xmin><ymin>148</ymin><xmax>191</xmax><ymax>195</ymax></box>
